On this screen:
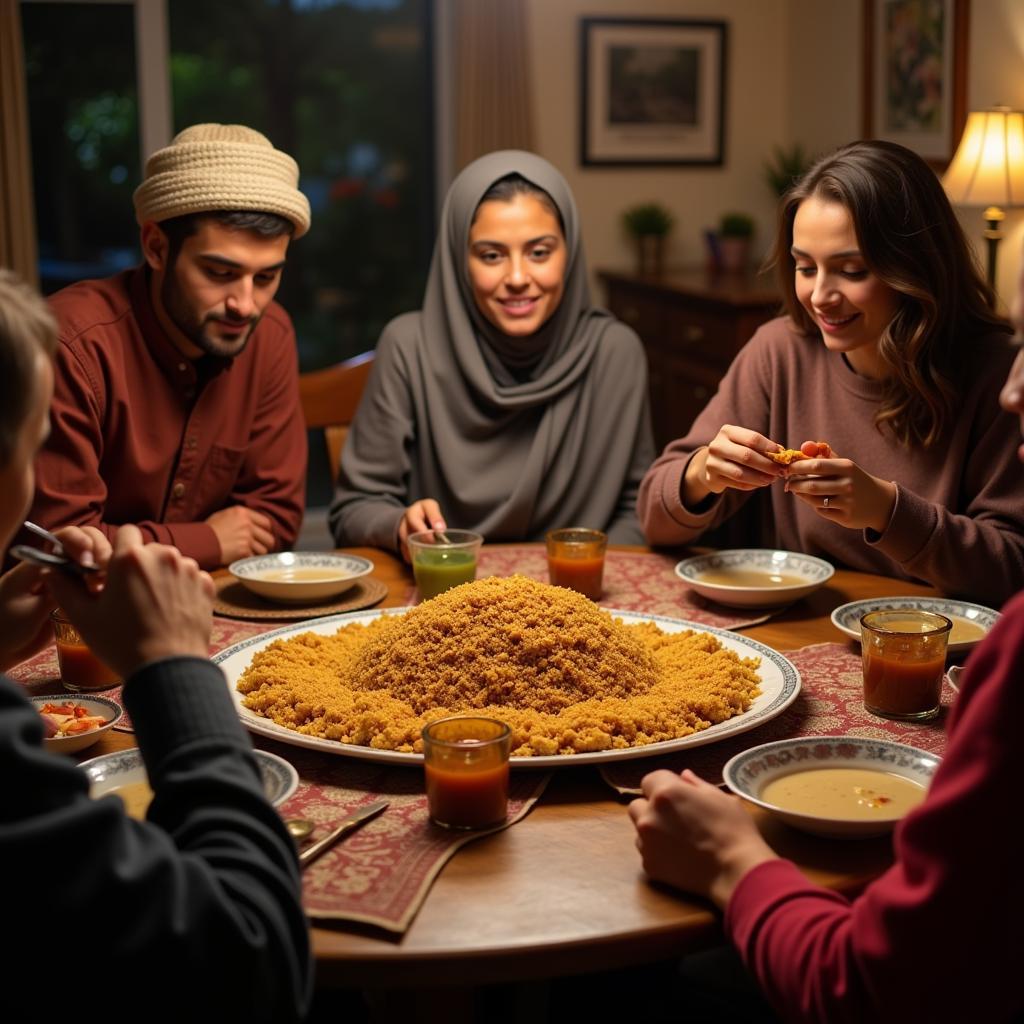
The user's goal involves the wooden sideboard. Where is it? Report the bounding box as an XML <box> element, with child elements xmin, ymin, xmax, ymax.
<box><xmin>598</xmin><ymin>268</ymin><xmax>782</xmax><ymax>450</ymax></box>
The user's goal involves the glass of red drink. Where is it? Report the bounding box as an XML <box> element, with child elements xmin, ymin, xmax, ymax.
<box><xmin>545</xmin><ymin>528</ymin><xmax>607</xmax><ymax>600</ymax></box>
<box><xmin>860</xmin><ymin>609</ymin><xmax>952</xmax><ymax>721</ymax></box>
<box><xmin>51</xmin><ymin>608</ymin><xmax>120</xmax><ymax>693</ymax></box>
<box><xmin>422</xmin><ymin>716</ymin><xmax>511</xmax><ymax>830</ymax></box>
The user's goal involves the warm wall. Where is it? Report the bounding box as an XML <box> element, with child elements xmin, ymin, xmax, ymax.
<box><xmin>525</xmin><ymin>0</ymin><xmax>1024</xmax><ymax>309</ymax></box>
<box><xmin>523</xmin><ymin>0</ymin><xmax>789</xmax><ymax>289</ymax></box>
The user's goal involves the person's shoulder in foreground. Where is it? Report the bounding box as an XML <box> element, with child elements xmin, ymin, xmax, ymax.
<box><xmin>28</xmin><ymin>123</ymin><xmax>312</xmax><ymax>570</ymax></box>
<box><xmin>0</xmin><ymin>269</ymin><xmax>311</xmax><ymax>1020</ymax></box>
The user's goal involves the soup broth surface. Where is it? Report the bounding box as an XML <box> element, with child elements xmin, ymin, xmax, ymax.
<box><xmin>761</xmin><ymin>767</ymin><xmax>926</xmax><ymax>820</ymax></box>
<box><xmin>109</xmin><ymin>780</ymin><xmax>154</xmax><ymax>820</ymax></box>
<box><xmin>947</xmin><ymin>616</ymin><xmax>987</xmax><ymax>644</ymax></box>
<box><xmin>256</xmin><ymin>567</ymin><xmax>349</xmax><ymax>582</ymax></box>
<box><xmin>697</xmin><ymin>568</ymin><xmax>806</xmax><ymax>588</ymax></box>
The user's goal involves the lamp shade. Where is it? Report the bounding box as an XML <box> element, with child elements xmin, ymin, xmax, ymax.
<box><xmin>942</xmin><ymin>107</ymin><xmax>1024</xmax><ymax>208</ymax></box>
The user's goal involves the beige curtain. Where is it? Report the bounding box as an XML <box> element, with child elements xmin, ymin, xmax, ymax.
<box><xmin>453</xmin><ymin>0</ymin><xmax>535</xmax><ymax>171</ymax></box>
<box><xmin>0</xmin><ymin>0</ymin><xmax>38</xmax><ymax>285</ymax></box>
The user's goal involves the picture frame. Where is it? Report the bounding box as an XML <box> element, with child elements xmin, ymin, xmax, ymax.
<box><xmin>579</xmin><ymin>17</ymin><xmax>727</xmax><ymax>167</ymax></box>
<box><xmin>861</xmin><ymin>0</ymin><xmax>969</xmax><ymax>166</ymax></box>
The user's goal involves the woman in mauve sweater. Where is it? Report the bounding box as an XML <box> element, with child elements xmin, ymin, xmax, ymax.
<box><xmin>627</xmin><ymin>247</ymin><xmax>1024</xmax><ymax>1023</ymax></box>
<box><xmin>637</xmin><ymin>140</ymin><xmax>1024</xmax><ymax>607</ymax></box>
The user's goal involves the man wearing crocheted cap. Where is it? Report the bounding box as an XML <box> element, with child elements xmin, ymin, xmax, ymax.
<box><xmin>23</xmin><ymin>124</ymin><xmax>312</xmax><ymax>570</ymax></box>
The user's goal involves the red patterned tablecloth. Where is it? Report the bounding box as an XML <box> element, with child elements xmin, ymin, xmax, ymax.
<box><xmin>262</xmin><ymin>743</ymin><xmax>548</xmax><ymax>931</ymax></box>
<box><xmin>599</xmin><ymin>642</ymin><xmax>952</xmax><ymax>794</ymax></box>
<box><xmin>463</xmin><ymin>546</ymin><xmax>776</xmax><ymax>630</ymax></box>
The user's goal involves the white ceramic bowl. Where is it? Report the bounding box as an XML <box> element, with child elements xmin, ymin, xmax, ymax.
<box><xmin>723</xmin><ymin>735</ymin><xmax>940</xmax><ymax>839</ymax></box>
<box><xmin>831</xmin><ymin>596</ymin><xmax>999</xmax><ymax>655</ymax></box>
<box><xmin>82</xmin><ymin>748</ymin><xmax>299</xmax><ymax>808</ymax></box>
<box><xmin>229</xmin><ymin>551</ymin><xmax>373</xmax><ymax>604</ymax></box>
<box><xmin>33</xmin><ymin>694</ymin><xmax>122</xmax><ymax>754</ymax></box>
<box><xmin>675</xmin><ymin>549</ymin><xmax>834</xmax><ymax>608</ymax></box>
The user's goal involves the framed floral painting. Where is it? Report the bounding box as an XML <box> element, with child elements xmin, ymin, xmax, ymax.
<box><xmin>861</xmin><ymin>0</ymin><xmax>969</xmax><ymax>166</ymax></box>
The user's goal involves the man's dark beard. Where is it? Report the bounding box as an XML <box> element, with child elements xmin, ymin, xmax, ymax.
<box><xmin>160</xmin><ymin>268</ymin><xmax>258</xmax><ymax>359</ymax></box>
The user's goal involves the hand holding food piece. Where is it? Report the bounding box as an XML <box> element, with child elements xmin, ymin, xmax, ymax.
<box><xmin>683</xmin><ymin>424</ymin><xmax>787</xmax><ymax>507</ymax></box>
<box><xmin>785</xmin><ymin>446</ymin><xmax>897</xmax><ymax>532</ymax></box>
<box><xmin>767</xmin><ymin>440</ymin><xmax>833</xmax><ymax>465</ymax></box>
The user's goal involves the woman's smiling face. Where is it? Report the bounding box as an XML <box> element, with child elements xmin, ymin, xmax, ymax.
<box><xmin>467</xmin><ymin>193</ymin><xmax>567</xmax><ymax>337</ymax></box>
<box><xmin>792</xmin><ymin>196</ymin><xmax>901</xmax><ymax>378</ymax></box>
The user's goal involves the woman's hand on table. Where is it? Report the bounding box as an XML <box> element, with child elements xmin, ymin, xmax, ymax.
<box><xmin>45</xmin><ymin>524</ymin><xmax>214</xmax><ymax>678</ymax></box>
<box><xmin>397</xmin><ymin>499</ymin><xmax>447</xmax><ymax>563</ymax></box>
<box><xmin>629</xmin><ymin>769</ymin><xmax>778</xmax><ymax>910</ymax></box>
<box><xmin>785</xmin><ymin>445</ymin><xmax>897</xmax><ymax>533</ymax></box>
<box><xmin>0</xmin><ymin>525</ymin><xmax>110</xmax><ymax>671</ymax></box>
<box><xmin>683</xmin><ymin>426</ymin><xmax>785</xmax><ymax>509</ymax></box>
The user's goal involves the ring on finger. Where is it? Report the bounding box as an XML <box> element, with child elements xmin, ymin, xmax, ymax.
<box><xmin>823</xmin><ymin>496</ymin><xmax>830</xmax><ymax>508</ymax></box>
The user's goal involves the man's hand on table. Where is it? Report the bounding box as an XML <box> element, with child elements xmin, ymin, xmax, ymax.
<box><xmin>206</xmin><ymin>505</ymin><xmax>276</xmax><ymax>563</ymax></box>
<box><xmin>629</xmin><ymin>768</ymin><xmax>779</xmax><ymax>910</ymax></box>
<box><xmin>0</xmin><ymin>525</ymin><xmax>110</xmax><ymax>671</ymax></box>
<box><xmin>46</xmin><ymin>524</ymin><xmax>214</xmax><ymax>677</ymax></box>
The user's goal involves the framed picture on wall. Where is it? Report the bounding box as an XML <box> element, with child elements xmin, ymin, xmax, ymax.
<box><xmin>861</xmin><ymin>0</ymin><xmax>969</xmax><ymax>165</ymax></box>
<box><xmin>579</xmin><ymin>18</ymin><xmax>727</xmax><ymax>167</ymax></box>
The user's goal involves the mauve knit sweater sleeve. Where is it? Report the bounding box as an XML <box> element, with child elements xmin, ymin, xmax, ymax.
<box><xmin>723</xmin><ymin>591</ymin><xmax>1024</xmax><ymax>1024</ymax></box>
<box><xmin>637</xmin><ymin>318</ymin><xmax>1024</xmax><ymax>605</ymax></box>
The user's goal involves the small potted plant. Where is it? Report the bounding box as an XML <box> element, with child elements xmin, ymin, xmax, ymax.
<box><xmin>716</xmin><ymin>211</ymin><xmax>755</xmax><ymax>272</ymax></box>
<box><xmin>622</xmin><ymin>202</ymin><xmax>674</xmax><ymax>276</ymax></box>
<box><xmin>764</xmin><ymin>143</ymin><xmax>812</xmax><ymax>198</ymax></box>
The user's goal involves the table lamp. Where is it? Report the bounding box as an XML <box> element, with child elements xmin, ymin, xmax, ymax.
<box><xmin>941</xmin><ymin>106</ymin><xmax>1024</xmax><ymax>292</ymax></box>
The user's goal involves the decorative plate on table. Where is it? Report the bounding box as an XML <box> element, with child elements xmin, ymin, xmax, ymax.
<box><xmin>81</xmin><ymin>747</ymin><xmax>299</xmax><ymax>807</ymax></box>
<box><xmin>830</xmin><ymin>596</ymin><xmax>999</xmax><ymax>655</ymax></box>
<box><xmin>675</xmin><ymin>549</ymin><xmax>834</xmax><ymax>608</ymax></box>
<box><xmin>213</xmin><ymin>608</ymin><xmax>801</xmax><ymax>770</ymax></box>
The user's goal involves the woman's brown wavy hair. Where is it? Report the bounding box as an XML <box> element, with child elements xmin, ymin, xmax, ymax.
<box><xmin>769</xmin><ymin>140</ymin><xmax>1010</xmax><ymax>447</ymax></box>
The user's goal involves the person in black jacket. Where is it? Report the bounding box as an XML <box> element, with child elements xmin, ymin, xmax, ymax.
<box><xmin>0</xmin><ymin>268</ymin><xmax>311</xmax><ymax>1020</ymax></box>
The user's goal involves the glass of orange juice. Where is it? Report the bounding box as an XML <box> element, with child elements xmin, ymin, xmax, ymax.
<box><xmin>860</xmin><ymin>609</ymin><xmax>951</xmax><ymax>721</ymax></box>
<box><xmin>546</xmin><ymin>528</ymin><xmax>607</xmax><ymax>600</ymax></box>
<box><xmin>51</xmin><ymin>609</ymin><xmax>120</xmax><ymax>692</ymax></box>
<box><xmin>422</xmin><ymin>717</ymin><xmax>511</xmax><ymax>830</ymax></box>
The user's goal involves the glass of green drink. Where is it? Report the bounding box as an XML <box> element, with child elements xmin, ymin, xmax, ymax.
<box><xmin>408</xmin><ymin>530</ymin><xmax>483</xmax><ymax>601</ymax></box>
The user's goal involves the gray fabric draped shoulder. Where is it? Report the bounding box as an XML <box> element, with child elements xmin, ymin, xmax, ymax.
<box><xmin>329</xmin><ymin>150</ymin><xmax>654</xmax><ymax>551</ymax></box>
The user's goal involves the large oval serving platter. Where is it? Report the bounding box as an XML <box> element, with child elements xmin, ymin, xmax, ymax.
<box><xmin>214</xmin><ymin>608</ymin><xmax>801</xmax><ymax>770</ymax></box>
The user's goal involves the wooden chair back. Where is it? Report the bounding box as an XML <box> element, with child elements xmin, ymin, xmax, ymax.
<box><xmin>298</xmin><ymin>351</ymin><xmax>375</xmax><ymax>482</ymax></box>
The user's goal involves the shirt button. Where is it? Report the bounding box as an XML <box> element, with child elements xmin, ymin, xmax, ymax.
<box><xmin>172</xmin><ymin>482</ymin><xmax>185</xmax><ymax>499</ymax></box>
<box><xmin>187</xmin><ymin>436</ymin><xmax>197</xmax><ymax>448</ymax></box>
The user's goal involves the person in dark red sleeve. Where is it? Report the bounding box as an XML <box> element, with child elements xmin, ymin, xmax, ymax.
<box><xmin>23</xmin><ymin>123</ymin><xmax>310</xmax><ymax>570</ymax></box>
<box><xmin>626</xmin><ymin>247</ymin><xmax>1024</xmax><ymax>1023</ymax></box>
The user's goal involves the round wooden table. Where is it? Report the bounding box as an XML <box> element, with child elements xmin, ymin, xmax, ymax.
<box><xmin>89</xmin><ymin>546</ymin><xmax>940</xmax><ymax>991</ymax></box>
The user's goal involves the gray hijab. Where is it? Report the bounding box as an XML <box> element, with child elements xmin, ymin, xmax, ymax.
<box><xmin>333</xmin><ymin>150</ymin><xmax>652</xmax><ymax>546</ymax></box>
<box><xmin>422</xmin><ymin>149</ymin><xmax>613</xmax><ymax>398</ymax></box>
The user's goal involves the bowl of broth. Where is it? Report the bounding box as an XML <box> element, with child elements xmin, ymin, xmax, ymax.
<box><xmin>723</xmin><ymin>735</ymin><xmax>939</xmax><ymax>839</ymax></box>
<box><xmin>229</xmin><ymin>551</ymin><xmax>374</xmax><ymax>604</ymax></box>
<box><xmin>831</xmin><ymin>596</ymin><xmax>998</xmax><ymax>655</ymax></box>
<box><xmin>82</xmin><ymin>748</ymin><xmax>299</xmax><ymax>818</ymax></box>
<box><xmin>674</xmin><ymin>549</ymin><xmax>834</xmax><ymax>608</ymax></box>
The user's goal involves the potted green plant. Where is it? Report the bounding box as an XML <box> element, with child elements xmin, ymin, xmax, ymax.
<box><xmin>764</xmin><ymin>143</ymin><xmax>812</xmax><ymax>198</ymax></box>
<box><xmin>717</xmin><ymin>211</ymin><xmax>755</xmax><ymax>271</ymax></box>
<box><xmin>622</xmin><ymin>202</ymin><xmax>674</xmax><ymax>276</ymax></box>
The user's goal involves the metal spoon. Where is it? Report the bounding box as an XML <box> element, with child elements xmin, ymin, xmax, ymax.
<box><xmin>285</xmin><ymin>818</ymin><xmax>315</xmax><ymax>842</ymax></box>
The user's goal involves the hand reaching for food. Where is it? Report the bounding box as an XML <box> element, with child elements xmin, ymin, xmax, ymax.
<box><xmin>784</xmin><ymin>441</ymin><xmax>897</xmax><ymax>532</ymax></box>
<box><xmin>682</xmin><ymin>424</ymin><xmax>788</xmax><ymax>508</ymax></box>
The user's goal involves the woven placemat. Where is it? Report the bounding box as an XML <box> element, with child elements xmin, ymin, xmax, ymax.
<box><xmin>213</xmin><ymin>576</ymin><xmax>388</xmax><ymax>621</ymax></box>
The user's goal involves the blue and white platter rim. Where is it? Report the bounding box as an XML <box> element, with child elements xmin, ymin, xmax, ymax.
<box><xmin>80</xmin><ymin>746</ymin><xmax>299</xmax><ymax>807</ymax></box>
<box><xmin>229</xmin><ymin>551</ymin><xmax>374</xmax><ymax>582</ymax></box>
<box><xmin>830</xmin><ymin>595</ymin><xmax>999</xmax><ymax>654</ymax></box>
<box><xmin>212</xmin><ymin>607</ymin><xmax>801</xmax><ymax>770</ymax></box>
<box><xmin>675</xmin><ymin>549</ymin><xmax>835</xmax><ymax>591</ymax></box>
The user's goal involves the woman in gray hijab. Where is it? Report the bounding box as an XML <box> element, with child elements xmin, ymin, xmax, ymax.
<box><xmin>329</xmin><ymin>150</ymin><xmax>655</xmax><ymax>559</ymax></box>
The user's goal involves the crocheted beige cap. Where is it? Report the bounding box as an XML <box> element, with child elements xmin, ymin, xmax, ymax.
<box><xmin>133</xmin><ymin>124</ymin><xmax>311</xmax><ymax>237</ymax></box>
